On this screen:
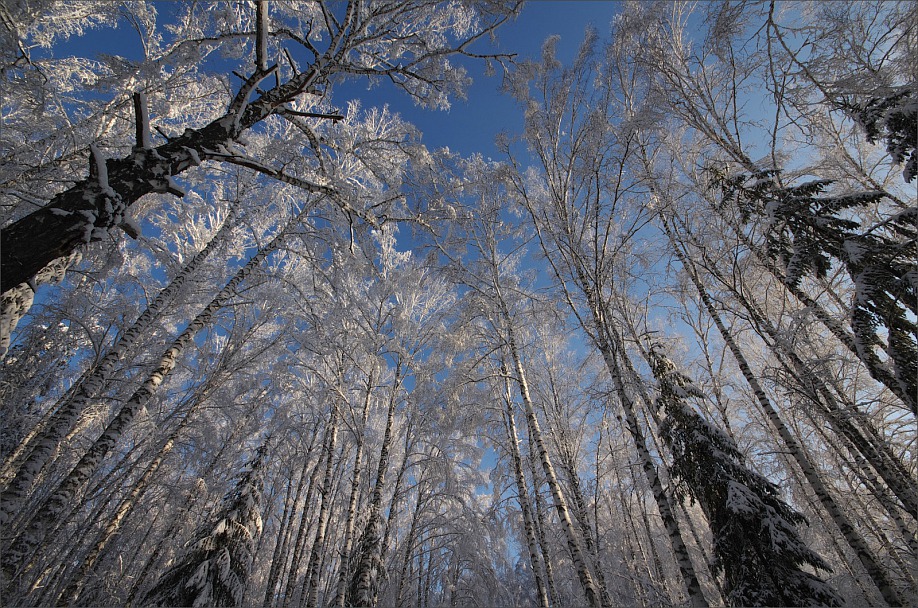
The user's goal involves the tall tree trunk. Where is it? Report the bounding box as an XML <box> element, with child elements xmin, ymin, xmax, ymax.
<box><xmin>708</xmin><ymin>201</ymin><xmax>916</xmax><ymax>414</ymax></box>
<box><xmin>676</xmin><ymin>213</ymin><xmax>918</xmax><ymax>519</ymax></box>
<box><xmin>0</xmin><ymin>201</ymin><xmax>239</xmax><ymax>528</ymax></box>
<box><xmin>1</xmin><ymin>203</ymin><xmax>309</xmax><ymax>591</ymax></box>
<box><xmin>333</xmin><ymin>374</ymin><xmax>374</xmax><ymax>608</ymax></box>
<box><xmin>500</xmin><ymin>308</ymin><xmax>603</xmax><ymax>608</ymax></box>
<box><xmin>304</xmin><ymin>403</ymin><xmax>341</xmax><ymax>608</ymax></box>
<box><xmin>262</xmin><ymin>424</ymin><xmax>319</xmax><ymax>608</ymax></box>
<box><xmin>347</xmin><ymin>366</ymin><xmax>402</xmax><ymax>607</ymax></box>
<box><xmin>527</xmin><ymin>423</ymin><xmax>562</xmax><ymax>608</ymax></box>
<box><xmin>54</xmin><ymin>414</ymin><xmax>190</xmax><ymax>606</ymax></box>
<box><xmin>499</xmin><ymin>370</ymin><xmax>550</xmax><ymax>608</ymax></box>
<box><xmin>280</xmin><ymin>423</ymin><xmax>328</xmax><ymax>608</ymax></box>
<box><xmin>376</xmin><ymin>417</ymin><xmax>413</xmax><ymax>607</ymax></box>
<box><xmin>666</xmin><ymin>219</ymin><xmax>906</xmax><ymax>606</ymax></box>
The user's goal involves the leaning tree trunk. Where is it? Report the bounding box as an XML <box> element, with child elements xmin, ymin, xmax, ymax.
<box><xmin>498</xmin><ymin>302</ymin><xmax>603</xmax><ymax>608</ymax></box>
<box><xmin>0</xmin><ymin>200</ymin><xmax>239</xmax><ymax>530</ymax></box>
<box><xmin>347</xmin><ymin>367</ymin><xmax>402</xmax><ymax>607</ymax></box>
<box><xmin>499</xmin><ymin>370</ymin><xmax>550</xmax><ymax>608</ymax></box>
<box><xmin>704</xmin><ymin>202</ymin><xmax>917</xmax><ymax>414</ymax></box>
<box><xmin>666</xmin><ymin>219</ymin><xmax>906</xmax><ymax>607</ymax></box>
<box><xmin>527</xmin><ymin>426</ymin><xmax>562</xmax><ymax>608</ymax></box>
<box><xmin>1</xmin><ymin>203</ymin><xmax>310</xmax><ymax>593</ymax></box>
<box><xmin>53</xmin><ymin>367</ymin><xmax>252</xmax><ymax>606</ymax></box>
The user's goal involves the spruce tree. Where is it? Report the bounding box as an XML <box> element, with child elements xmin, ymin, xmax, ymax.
<box><xmin>141</xmin><ymin>442</ymin><xmax>268</xmax><ymax>607</ymax></box>
<box><xmin>843</xmin><ymin>86</ymin><xmax>917</xmax><ymax>183</ymax></box>
<box><xmin>714</xmin><ymin>169</ymin><xmax>918</xmax><ymax>416</ymax></box>
<box><xmin>648</xmin><ymin>345</ymin><xmax>841</xmax><ymax>607</ymax></box>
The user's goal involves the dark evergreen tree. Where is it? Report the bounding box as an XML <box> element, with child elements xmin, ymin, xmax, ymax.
<box><xmin>141</xmin><ymin>442</ymin><xmax>268</xmax><ymax>607</ymax></box>
<box><xmin>648</xmin><ymin>345</ymin><xmax>842</xmax><ymax>607</ymax></box>
<box><xmin>714</xmin><ymin>169</ymin><xmax>918</xmax><ymax>416</ymax></box>
<box><xmin>842</xmin><ymin>86</ymin><xmax>917</xmax><ymax>183</ymax></box>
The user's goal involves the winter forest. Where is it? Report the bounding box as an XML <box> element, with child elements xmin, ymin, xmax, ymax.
<box><xmin>0</xmin><ymin>1</ymin><xmax>915</xmax><ymax>606</ymax></box>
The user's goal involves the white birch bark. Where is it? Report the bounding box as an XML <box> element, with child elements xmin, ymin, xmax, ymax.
<box><xmin>0</xmin><ymin>201</ymin><xmax>239</xmax><ymax>529</ymax></box>
<box><xmin>498</xmin><ymin>301</ymin><xmax>602</xmax><ymax>608</ymax></box>
<box><xmin>500</xmin><ymin>371</ymin><xmax>550</xmax><ymax>608</ymax></box>
<box><xmin>667</xmin><ymin>220</ymin><xmax>906</xmax><ymax>606</ymax></box>
<box><xmin>333</xmin><ymin>375</ymin><xmax>374</xmax><ymax>608</ymax></box>
<box><xmin>304</xmin><ymin>403</ymin><xmax>340</xmax><ymax>608</ymax></box>
<box><xmin>1</xmin><ymin>203</ymin><xmax>307</xmax><ymax>590</ymax></box>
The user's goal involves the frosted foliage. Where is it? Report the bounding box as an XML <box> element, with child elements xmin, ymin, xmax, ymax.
<box><xmin>142</xmin><ymin>446</ymin><xmax>266</xmax><ymax>607</ymax></box>
<box><xmin>5</xmin><ymin>3</ymin><xmax>915</xmax><ymax>608</ymax></box>
<box><xmin>5</xmin><ymin>1</ymin><xmax>124</xmax><ymax>49</ymax></box>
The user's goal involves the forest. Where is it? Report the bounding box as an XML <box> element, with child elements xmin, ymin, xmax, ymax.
<box><xmin>0</xmin><ymin>1</ymin><xmax>915</xmax><ymax>606</ymax></box>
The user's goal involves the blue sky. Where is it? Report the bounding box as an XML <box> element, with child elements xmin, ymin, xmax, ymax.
<box><xmin>385</xmin><ymin>1</ymin><xmax>620</xmax><ymax>158</ymax></box>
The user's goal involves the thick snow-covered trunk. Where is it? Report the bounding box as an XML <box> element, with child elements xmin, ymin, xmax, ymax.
<box><xmin>0</xmin><ymin>201</ymin><xmax>238</xmax><ymax>530</ymax></box>
<box><xmin>499</xmin><ymin>371</ymin><xmax>550</xmax><ymax>608</ymax></box>
<box><xmin>670</xmin><ymin>225</ymin><xmax>906</xmax><ymax>607</ymax></box>
<box><xmin>1</xmin><ymin>206</ymin><xmax>303</xmax><ymax>591</ymax></box>
<box><xmin>0</xmin><ymin>44</ymin><xmax>335</xmax><ymax>297</ymax></box>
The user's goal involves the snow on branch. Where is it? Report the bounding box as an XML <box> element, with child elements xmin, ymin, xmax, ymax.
<box><xmin>226</xmin><ymin>64</ymin><xmax>279</xmax><ymax>132</ymax></box>
<box><xmin>278</xmin><ymin>107</ymin><xmax>344</xmax><ymax>122</ymax></box>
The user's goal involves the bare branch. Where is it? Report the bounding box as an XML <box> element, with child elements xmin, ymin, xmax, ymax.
<box><xmin>255</xmin><ymin>1</ymin><xmax>269</xmax><ymax>72</ymax></box>
<box><xmin>133</xmin><ymin>92</ymin><xmax>152</xmax><ymax>150</ymax></box>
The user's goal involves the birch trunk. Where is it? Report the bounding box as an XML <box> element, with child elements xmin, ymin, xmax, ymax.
<box><xmin>500</xmin><ymin>371</ymin><xmax>550</xmax><ymax>608</ymax></box>
<box><xmin>347</xmin><ymin>367</ymin><xmax>401</xmax><ymax>607</ymax></box>
<box><xmin>262</xmin><ymin>425</ymin><xmax>319</xmax><ymax>608</ymax></box>
<box><xmin>668</xmin><ymin>220</ymin><xmax>906</xmax><ymax>606</ymax></box>
<box><xmin>1</xmin><ymin>204</ymin><xmax>307</xmax><ymax>591</ymax></box>
<box><xmin>55</xmin><ymin>413</ymin><xmax>193</xmax><ymax>606</ymax></box>
<box><xmin>333</xmin><ymin>375</ymin><xmax>374</xmax><ymax>608</ymax></box>
<box><xmin>527</xmin><ymin>423</ymin><xmax>562</xmax><ymax>608</ymax></box>
<box><xmin>280</xmin><ymin>427</ymin><xmax>326</xmax><ymax>608</ymax></box>
<box><xmin>708</xmin><ymin>204</ymin><xmax>916</xmax><ymax>414</ymax></box>
<box><xmin>304</xmin><ymin>404</ymin><xmax>340</xmax><ymax>608</ymax></box>
<box><xmin>501</xmin><ymin>309</ymin><xmax>602</xmax><ymax>608</ymax></box>
<box><xmin>0</xmin><ymin>202</ymin><xmax>238</xmax><ymax>528</ymax></box>
<box><xmin>676</xmin><ymin>214</ymin><xmax>918</xmax><ymax>519</ymax></box>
